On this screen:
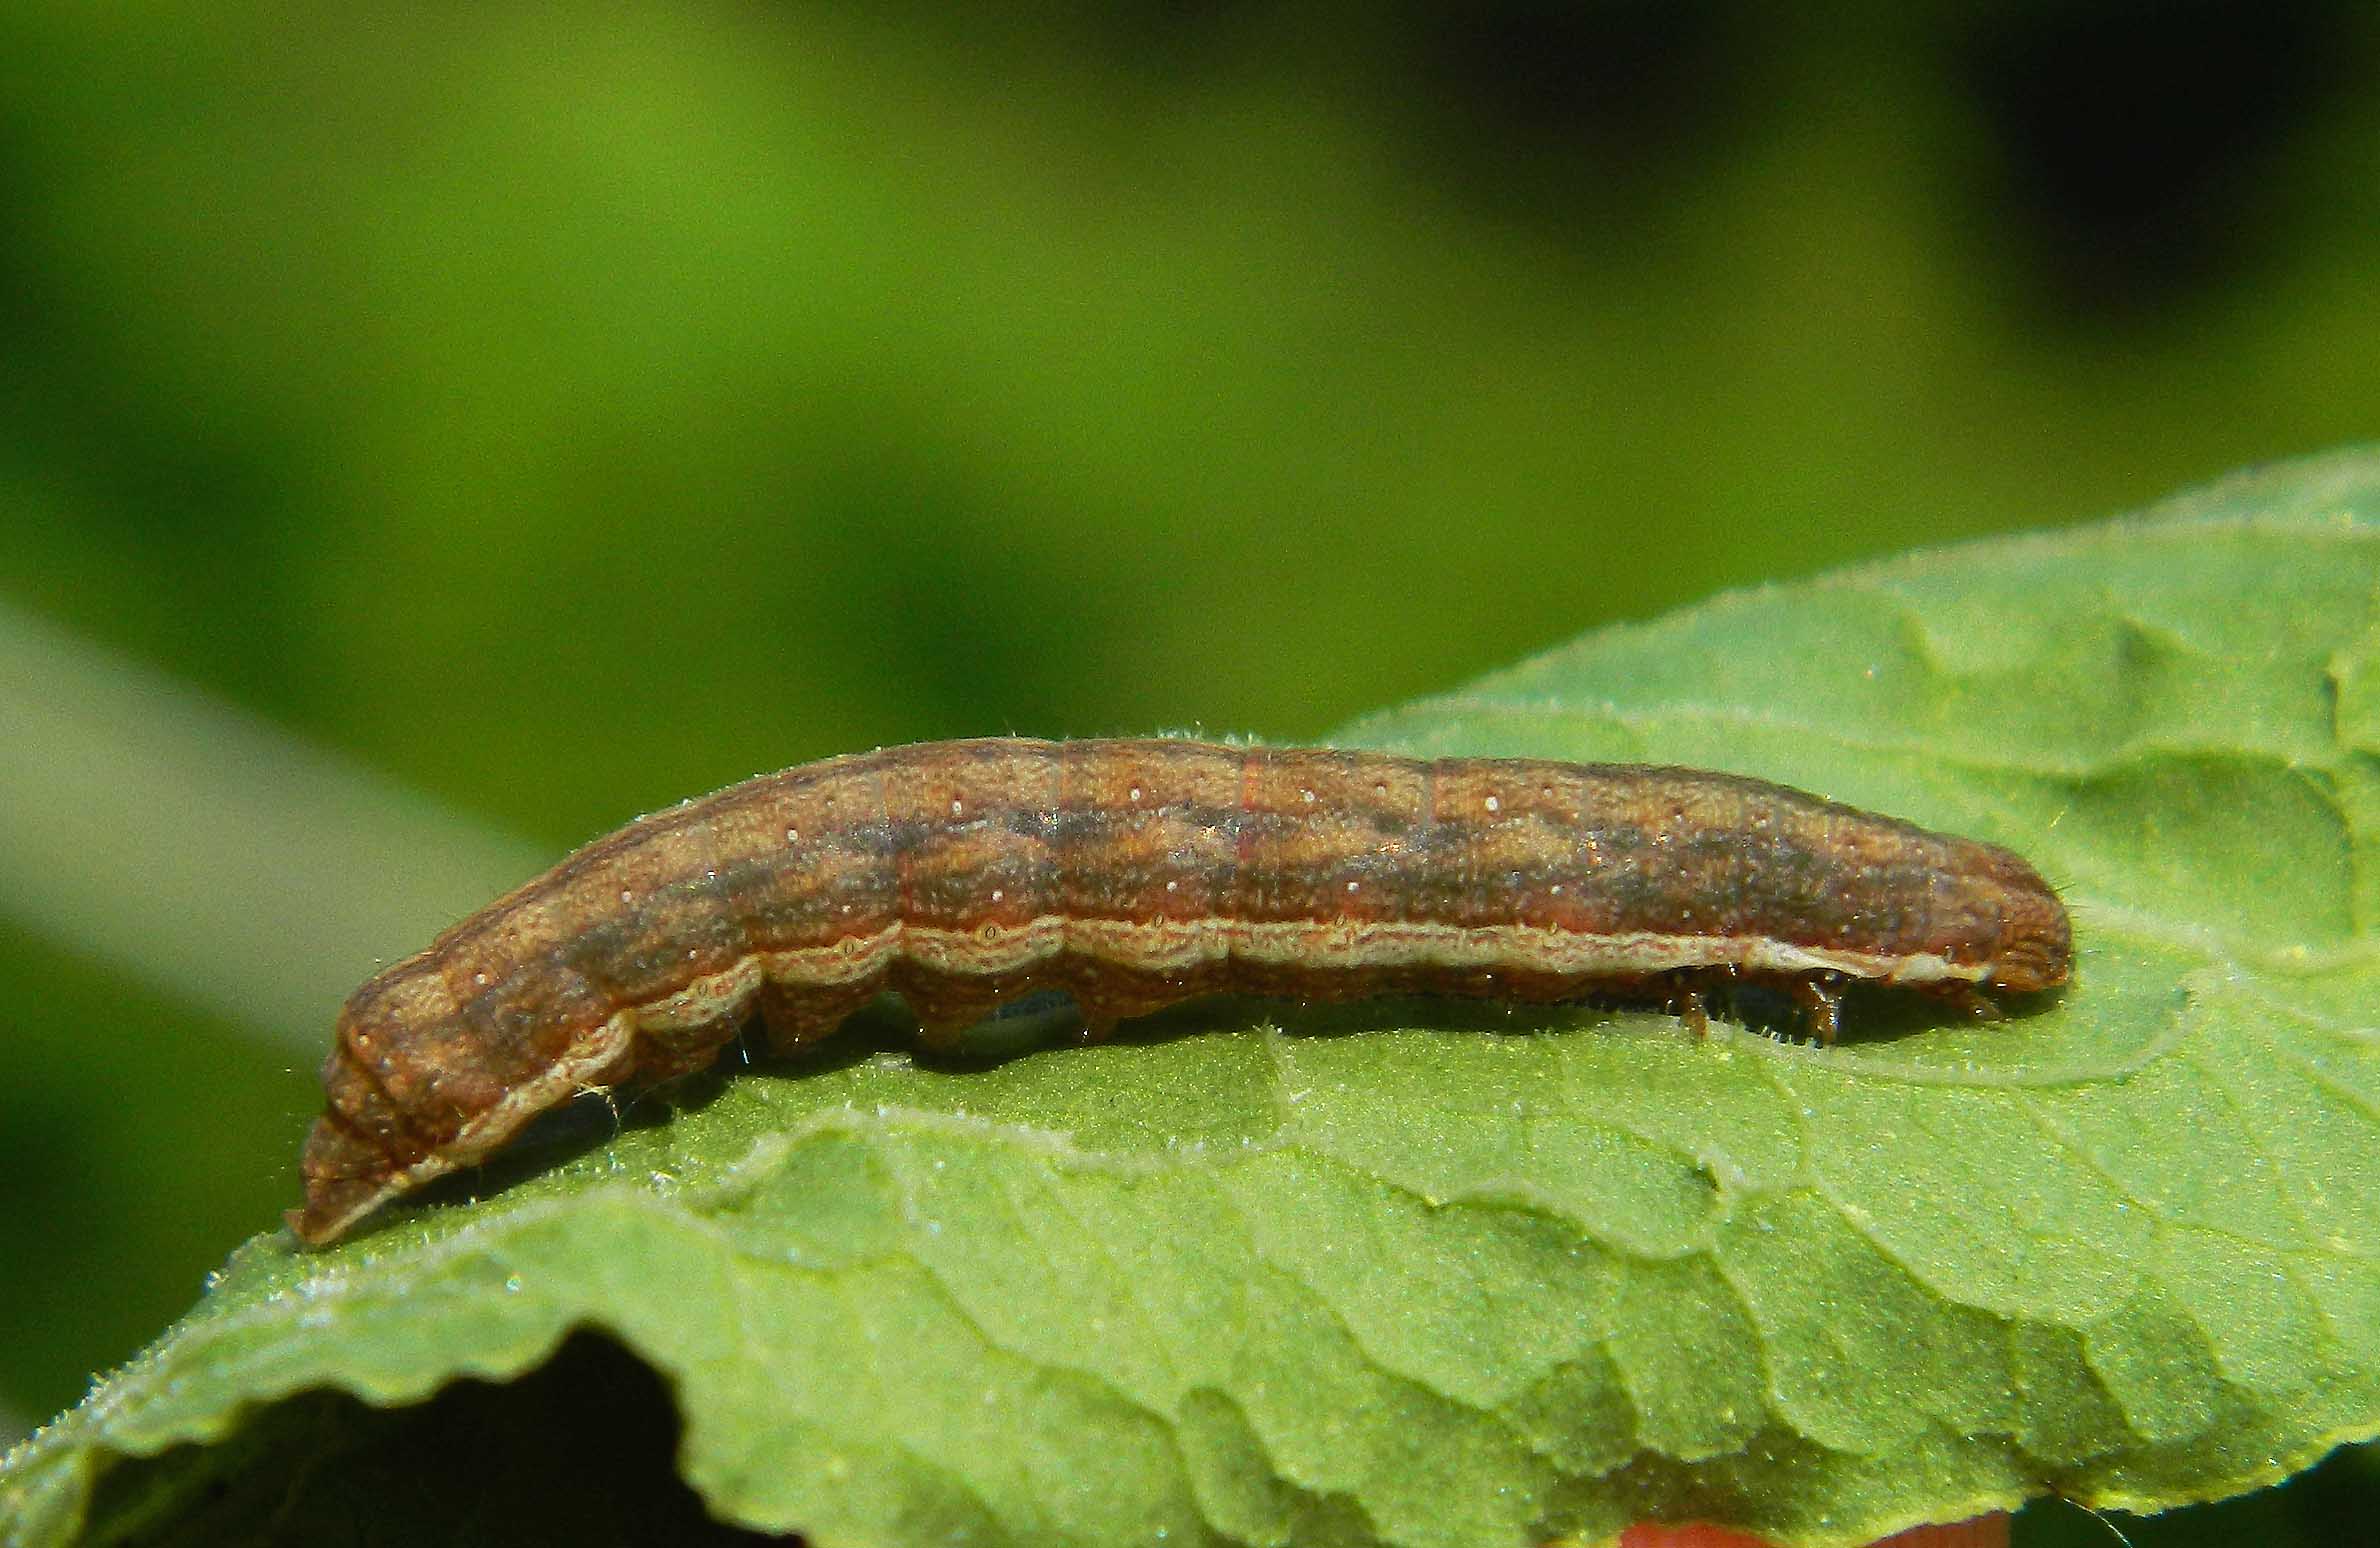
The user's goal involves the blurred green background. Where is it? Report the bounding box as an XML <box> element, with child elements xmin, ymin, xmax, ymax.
<box><xmin>3</xmin><ymin>0</ymin><xmax>2375</xmax><ymax>1539</ymax></box>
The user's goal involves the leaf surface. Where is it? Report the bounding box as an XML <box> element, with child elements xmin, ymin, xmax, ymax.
<box><xmin>7</xmin><ymin>452</ymin><xmax>2378</xmax><ymax>1548</ymax></box>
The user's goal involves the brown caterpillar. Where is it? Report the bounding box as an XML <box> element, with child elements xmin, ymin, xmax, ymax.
<box><xmin>290</xmin><ymin>738</ymin><xmax>2071</xmax><ymax>1245</ymax></box>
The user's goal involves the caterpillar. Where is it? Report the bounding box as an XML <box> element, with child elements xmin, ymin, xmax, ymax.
<box><xmin>289</xmin><ymin>738</ymin><xmax>2071</xmax><ymax>1245</ymax></box>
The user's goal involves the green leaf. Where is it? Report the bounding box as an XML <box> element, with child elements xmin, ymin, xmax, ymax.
<box><xmin>7</xmin><ymin>451</ymin><xmax>2378</xmax><ymax>1548</ymax></box>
